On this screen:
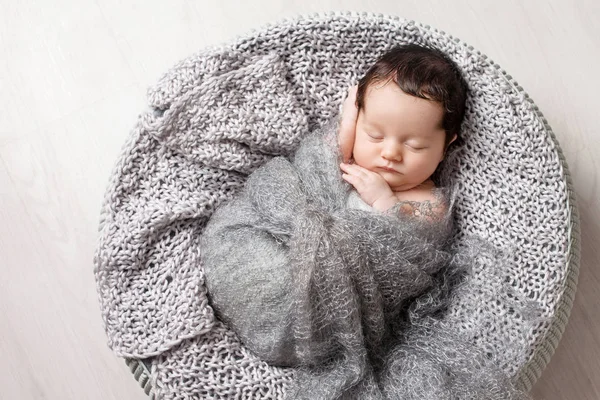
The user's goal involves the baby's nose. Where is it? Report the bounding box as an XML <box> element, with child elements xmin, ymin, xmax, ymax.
<box><xmin>382</xmin><ymin>146</ymin><xmax>402</xmax><ymax>161</ymax></box>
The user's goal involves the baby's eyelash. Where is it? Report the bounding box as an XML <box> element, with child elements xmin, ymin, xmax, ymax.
<box><xmin>367</xmin><ymin>132</ymin><xmax>384</xmax><ymax>140</ymax></box>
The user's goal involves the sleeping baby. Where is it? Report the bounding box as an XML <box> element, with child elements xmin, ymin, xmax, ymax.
<box><xmin>338</xmin><ymin>44</ymin><xmax>467</xmax><ymax>218</ymax></box>
<box><xmin>199</xmin><ymin>45</ymin><xmax>526</xmax><ymax>399</ymax></box>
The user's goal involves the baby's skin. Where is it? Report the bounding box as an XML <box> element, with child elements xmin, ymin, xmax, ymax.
<box><xmin>338</xmin><ymin>83</ymin><xmax>455</xmax><ymax>218</ymax></box>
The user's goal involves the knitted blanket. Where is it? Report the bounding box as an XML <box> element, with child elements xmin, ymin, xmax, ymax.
<box><xmin>94</xmin><ymin>13</ymin><xmax>577</xmax><ymax>399</ymax></box>
<box><xmin>200</xmin><ymin>123</ymin><xmax>529</xmax><ymax>399</ymax></box>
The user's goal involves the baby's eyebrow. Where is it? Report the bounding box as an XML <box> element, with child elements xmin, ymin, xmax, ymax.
<box><xmin>362</xmin><ymin>118</ymin><xmax>383</xmax><ymax>131</ymax></box>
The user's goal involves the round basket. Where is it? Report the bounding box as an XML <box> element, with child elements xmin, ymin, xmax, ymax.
<box><xmin>95</xmin><ymin>12</ymin><xmax>580</xmax><ymax>399</ymax></box>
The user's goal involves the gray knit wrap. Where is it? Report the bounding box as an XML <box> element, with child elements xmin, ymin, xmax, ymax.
<box><xmin>200</xmin><ymin>123</ymin><xmax>531</xmax><ymax>399</ymax></box>
<box><xmin>94</xmin><ymin>12</ymin><xmax>579</xmax><ymax>399</ymax></box>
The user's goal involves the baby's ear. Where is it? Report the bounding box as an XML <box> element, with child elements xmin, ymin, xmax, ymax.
<box><xmin>441</xmin><ymin>133</ymin><xmax>458</xmax><ymax>161</ymax></box>
<box><xmin>448</xmin><ymin>134</ymin><xmax>457</xmax><ymax>146</ymax></box>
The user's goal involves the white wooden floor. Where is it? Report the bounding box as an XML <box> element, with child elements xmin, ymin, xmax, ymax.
<box><xmin>1</xmin><ymin>1</ymin><xmax>598</xmax><ymax>399</ymax></box>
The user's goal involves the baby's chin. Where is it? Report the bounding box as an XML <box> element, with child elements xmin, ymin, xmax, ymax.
<box><xmin>390</xmin><ymin>182</ymin><xmax>421</xmax><ymax>192</ymax></box>
<box><xmin>380</xmin><ymin>174</ymin><xmax>424</xmax><ymax>192</ymax></box>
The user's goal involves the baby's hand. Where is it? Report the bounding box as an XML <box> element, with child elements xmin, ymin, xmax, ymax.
<box><xmin>340</xmin><ymin>163</ymin><xmax>397</xmax><ymax>211</ymax></box>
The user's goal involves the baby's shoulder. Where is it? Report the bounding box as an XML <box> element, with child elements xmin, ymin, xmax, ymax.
<box><xmin>393</xmin><ymin>181</ymin><xmax>448</xmax><ymax>219</ymax></box>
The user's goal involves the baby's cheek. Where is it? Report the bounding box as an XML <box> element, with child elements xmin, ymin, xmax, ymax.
<box><xmin>352</xmin><ymin>144</ymin><xmax>372</xmax><ymax>168</ymax></box>
<box><xmin>411</xmin><ymin>156</ymin><xmax>437</xmax><ymax>176</ymax></box>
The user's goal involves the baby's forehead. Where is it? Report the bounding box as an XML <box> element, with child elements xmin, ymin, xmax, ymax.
<box><xmin>361</xmin><ymin>98</ymin><xmax>444</xmax><ymax>134</ymax></box>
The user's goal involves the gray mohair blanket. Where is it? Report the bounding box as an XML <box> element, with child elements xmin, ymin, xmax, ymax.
<box><xmin>200</xmin><ymin>122</ymin><xmax>529</xmax><ymax>400</ymax></box>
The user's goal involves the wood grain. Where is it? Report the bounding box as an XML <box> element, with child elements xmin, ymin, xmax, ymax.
<box><xmin>1</xmin><ymin>1</ymin><xmax>598</xmax><ymax>398</ymax></box>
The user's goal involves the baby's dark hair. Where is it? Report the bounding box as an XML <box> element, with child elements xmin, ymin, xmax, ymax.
<box><xmin>356</xmin><ymin>44</ymin><xmax>468</xmax><ymax>146</ymax></box>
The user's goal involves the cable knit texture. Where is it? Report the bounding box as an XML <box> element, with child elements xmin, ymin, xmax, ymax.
<box><xmin>94</xmin><ymin>12</ymin><xmax>578</xmax><ymax>399</ymax></box>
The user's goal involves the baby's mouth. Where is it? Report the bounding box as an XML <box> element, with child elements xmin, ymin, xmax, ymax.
<box><xmin>378</xmin><ymin>166</ymin><xmax>399</xmax><ymax>173</ymax></box>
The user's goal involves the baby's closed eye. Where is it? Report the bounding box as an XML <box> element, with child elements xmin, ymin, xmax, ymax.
<box><xmin>406</xmin><ymin>144</ymin><xmax>428</xmax><ymax>150</ymax></box>
<box><xmin>366</xmin><ymin>132</ymin><xmax>384</xmax><ymax>140</ymax></box>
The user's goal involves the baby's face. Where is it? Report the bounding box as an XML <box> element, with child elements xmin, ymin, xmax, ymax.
<box><xmin>353</xmin><ymin>80</ymin><xmax>451</xmax><ymax>192</ymax></box>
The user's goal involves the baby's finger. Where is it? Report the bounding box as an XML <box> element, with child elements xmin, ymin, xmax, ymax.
<box><xmin>341</xmin><ymin>173</ymin><xmax>354</xmax><ymax>185</ymax></box>
<box><xmin>343</xmin><ymin>164</ymin><xmax>372</xmax><ymax>181</ymax></box>
<box><xmin>340</xmin><ymin>162</ymin><xmax>367</xmax><ymax>176</ymax></box>
<box><xmin>341</xmin><ymin>173</ymin><xmax>363</xmax><ymax>189</ymax></box>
